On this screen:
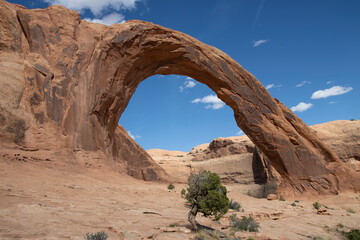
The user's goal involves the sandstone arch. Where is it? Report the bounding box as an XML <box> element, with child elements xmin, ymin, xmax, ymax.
<box><xmin>1</xmin><ymin>0</ymin><xmax>359</xmax><ymax>195</ymax></box>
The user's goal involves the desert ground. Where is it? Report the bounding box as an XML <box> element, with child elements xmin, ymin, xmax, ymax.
<box><xmin>1</xmin><ymin>142</ymin><xmax>359</xmax><ymax>240</ymax></box>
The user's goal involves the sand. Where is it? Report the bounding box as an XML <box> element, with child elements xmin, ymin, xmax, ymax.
<box><xmin>1</xmin><ymin>145</ymin><xmax>359</xmax><ymax>239</ymax></box>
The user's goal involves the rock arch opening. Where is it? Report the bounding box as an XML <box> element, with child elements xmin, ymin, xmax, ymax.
<box><xmin>118</xmin><ymin>74</ymin><xmax>241</xmax><ymax>152</ymax></box>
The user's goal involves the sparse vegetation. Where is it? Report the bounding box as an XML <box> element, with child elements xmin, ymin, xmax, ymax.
<box><xmin>85</xmin><ymin>231</ymin><xmax>107</xmax><ymax>240</ymax></box>
<box><xmin>182</xmin><ymin>171</ymin><xmax>229</xmax><ymax>230</ymax></box>
<box><xmin>194</xmin><ymin>230</ymin><xmax>209</xmax><ymax>240</ymax></box>
<box><xmin>176</xmin><ymin>155</ymin><xmax>184</xmax><ymax>157</ymax></box>
<box><xmin>312</xmin><ymin>236</ymin><xmax>325</xmax><ymax>240</ymax></box>
<box><xmin>229</xmin><ymin>214</ymin><xmax>260</xmax><ymax>232</ymax></box>
<box><xmin>313</xmin><ymin>202</ymin><xmax>321</xmax><ymax>210</ymax></box>
<box><xmin>337</xmin><ymin>223</ymin><xmax>344</xmax><ymax>228</ymax></box>
<box><xmin>343</xmin><ymin>229</ymin><xmax>360</xmax><ymax>240</ymax></box>
<box><xmin>347</xmin><ymin>208</ymin><xmax>356</xmax><ymax>213</ymax></box>
<box><xmin>247</xmin><ymin>190</ymin><xmax>252</xmax><ymax>197</ymax></box>
<box><xmin>168</xmin><ymin>184</ymin><xmax>175</xmax><ymax>190</ymax></box>
<box><xmin>228</xmin><ymin>199</ymin><xmax>241</xmax><ymax>211</ymax></box>
<box><xmin>181</xmin><ymin>189</ymin><xmax>186</xmax><ymax>198</ymax></box>
<box><xmin>279</xmin><ymin>195</ymin><xmax>285</xmax><ymax>201</ymax></box>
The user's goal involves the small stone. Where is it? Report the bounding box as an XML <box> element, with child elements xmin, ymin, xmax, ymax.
<box><xmin>267</xmin><ymin>194</ymin><xmax>278</xmax><ymax>200</ymax></box>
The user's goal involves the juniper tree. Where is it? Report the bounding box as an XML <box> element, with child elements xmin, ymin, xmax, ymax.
<box><xmin>182</xmin><ymin>171</ymin><xmax>229</xmax><ymax>230</ymax></box>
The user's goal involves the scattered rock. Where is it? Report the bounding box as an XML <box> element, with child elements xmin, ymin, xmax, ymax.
<box><xmin>267</xmin><ymin>194</ymin><xmax>278</xmax><ymax>200</ymax></box>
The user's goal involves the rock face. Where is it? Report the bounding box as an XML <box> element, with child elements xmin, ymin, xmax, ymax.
<box><xmin>189</xmin><ymin>120</ymin><xmax>360</xmax><ymax>189</ymax></box>
<box><xmin>313</xmin><ymin>120</ymin><xmax>360</xmax><ymax>172</ymax></box>
<box><xmin>191</xmin><ymin>137</ymin><xmax>254</xmax><ymax>161</ymax></box>
<box><xmin>0</xmin><ymin>0</ymin><xmax>359</xmax><ymax>195</ymax></box>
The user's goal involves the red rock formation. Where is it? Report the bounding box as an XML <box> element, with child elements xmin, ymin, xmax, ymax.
<box><xmin>0</xmin><ymin>0</ymin><xmax>359</xmax><ymax>195</ymax></box>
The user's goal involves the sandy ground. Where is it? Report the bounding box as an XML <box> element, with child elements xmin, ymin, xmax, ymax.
<box><xmin>1</xmin><ymin>146</ymin><xmax>360</xmax><ymax>239</ymax></box>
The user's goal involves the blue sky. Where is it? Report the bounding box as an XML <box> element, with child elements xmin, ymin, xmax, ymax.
<box><xmin>9</xmin><ymin>0</ymin><xmax>360</xmax><ymax>151</ymax></box>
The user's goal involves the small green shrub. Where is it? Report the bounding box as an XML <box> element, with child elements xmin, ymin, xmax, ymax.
<box><xmin>343</xmin><ymin>229</ymin><xmax>360</xmax><ymax>240</ymax></box>
<box><xmin>85</xmin><ymin>231</ymin><xmax>107</xmax><ymax>240</ymax></box>
<box><xmin>229</xmin><ymin>199</ymin><xmax>241</xmax><ymax>211</ymax></box>
<box><xmin>347</xmin><ymin>208</ymin><xmax>356</xmax><ymax>213</ymax></box>
<box><xmin>338</xmin><ymin>223</ymin><xmax>344</xmax><ymax>228</ymax></box>
<box><xmin>181</xmin><ymin>188</ymin><xmax>186</xmax><ymax>198</ymax></box>
<box><xmin>312</xmin><ymin>236</ymin><xmax>325</xmax><ymax>240</ymax></box>
<box><xmin>247</xmin><ymin>190</ymin><xmax>252</xmax><ymax>197</ymax></box>
<box><xmin>169</xmin><ymin>224</ymin><xmax>176</xmax><ymax>227</ymax></box>
<box><xmin>229</xmin><ymin>214</ymin><xmax>260</xmax><ymax>232</ymax></box>
<box><xmin>279</xmin><ymin>195</ymin><xmax>285</xmax><ymax>201</ymax></box>
<box><xmin>168</xmin><ymin>184</ymin><xmax>175</xmax><ymax>190</ymax></box>
<box><xmin>313</xmin><ymin>202</ymin><xmax>321</xmax><ymax>210</ymax></box>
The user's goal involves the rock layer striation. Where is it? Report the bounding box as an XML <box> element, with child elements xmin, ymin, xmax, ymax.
<box><xmin>0</xmin><ymin>0</ymin><xmax>359</xmax><ymax>195</ymax></box>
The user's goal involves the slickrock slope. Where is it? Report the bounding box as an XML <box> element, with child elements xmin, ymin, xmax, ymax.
<box><xmin>189</xmin><ymin>120</ymin><xmax>360</xmax><ymax>168</ymax></box>
<box><xmin>149</xmin><ymin>120</ymin><xmax>360</xmax><ymax>195</ymax></box>
<box><xmin>0</xmin><ymin>0</ymin><xmax>359</xmax><ymax>195</ymax></box>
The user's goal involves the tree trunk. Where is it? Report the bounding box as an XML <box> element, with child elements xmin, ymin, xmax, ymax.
<box><xmin>188</xmin><ymin>204</ymin><xmax>198</xmax><ymax>231</ymax></box>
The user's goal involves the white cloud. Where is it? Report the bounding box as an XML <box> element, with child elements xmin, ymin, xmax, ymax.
<box><xmin>265</xmin><ymin>83</ymin><xmax>282</xmax><ymax>90</ymax></box>
<box><xmin>290</xmin><ymin>102</ymin><xmax>313</xmax><ymax>112</ymax></box>
<box><xmin>329</xmin><ymin>101</ymin><xmax>336</xmax><ymax>104</ymax></box>
<box><xmin>127</xmin><ymin>130</ymin><xmax>141</xmax><ymax>140</ymax></box>
<box><xmin>296</xmin><ymin>81</ymin><xmax>311</xmax><ymax>87</ymax></box>
<box><xmin>265</xmin><ymin>84</ymin><xmax>274</xmax><ymax>90</ymax></box>
<box><xmin>192</xmin><ymin>94</ymin><xmax>225</xmax><ymax>110</ymax></box>
<box><xmin>311</xmin><ymin>86</ymin><xmax>353</xmax><ymax>99</ymax></box>
<box><xmin>85</xmin><ymin>13</ymin><xmax>125</xmax><ymax>25</ymax></box>
<box><xmin>253</xmin><ymin>39</ymin><xmax>269</xmax><ymax>47</ymax></box>
<box><xmin>326</xmin><ymin>81</ymin><xmax>334</xmax><ymax>85</ymax></box>
<box><xmin>44</xmin><ymin>0</ymin><xmax>141</xmax><ymax>16</ymax></box>
<box><xmin>185</xmin><ymin>80</ymin><xmax>196</xmax><ymax>88</ymax></box>
<box><xmin>236</xmin><ymin>130</ymin><xmax>245</xmax><ymax>136</ymax></box>
<box><xmin>179</xmin><ymin>79</ymin><xmax>197</xmax><ymax>92</ymax></box>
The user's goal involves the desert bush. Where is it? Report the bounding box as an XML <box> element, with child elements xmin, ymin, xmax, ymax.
<box><xmin>228</xmin><ymin>199</ymin><xmax>241</xmax><ymax>211</ymax></box>
<box><xmin>85</xmin><ymin>231</ymin><xmax>107</xmax><ymax>240</ymax></box>
<box><xmin>183</xmin><ymin>171</ymin><xmax>229</xmax><ymax>230</ymax></box>
<box><xmin>313</xmin><ymin>202</ymin><xmax>321</xmax><ymax>210</ymax></box>
<box><xmin>347</xmin><ymin>208</ymin><xmax>356</xmax><ymax>213</ymax></box>
<box><xmin>168</xmin><ymin>184</ymin><xmax>175</xmax><ymax>190</ymax></box>
<box><xmin>279</xmin><ymin>195</ymin><xmax>285</xmax><ymax>201</ymax></box>
<box><xmin>343</xmin><ymin>229</ymin><xmax>360</xmax><ymax>240</ymax></box>
<box><xmin>338</xmin><ymin>223</ymin><xmax>344</xmax><ymax>228</ymax></box>
<box><xmin>247</xmin><ymin>190</ymin><xmax>252</xmax><ymax>197</ymax></box>
<box><xmin>181</xmin><ymin>188</ymin><xmax>186</xmax><ymax>198</ymax></box>
<box><xmin>229</xmin><ymin>214</ymin><xmax>260</xmax><ymax>232</ymax></box>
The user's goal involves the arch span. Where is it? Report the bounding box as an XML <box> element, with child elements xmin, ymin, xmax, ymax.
<box><xmin>5</xmin><ymin>1</ymin><xmax>359</xmax><ymax>196</ymax></box>
<box><xmin>84</xmin><ymin>20</ymin><xmax>356</xmax><ymax>195</ymax></box>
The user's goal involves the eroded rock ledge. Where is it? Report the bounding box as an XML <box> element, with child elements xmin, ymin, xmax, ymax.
<box><xmin>0</xmin><ymin>0</ymin><xmax>359</xmax><ymax>195</ymax></box>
